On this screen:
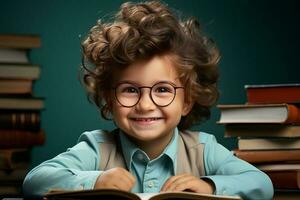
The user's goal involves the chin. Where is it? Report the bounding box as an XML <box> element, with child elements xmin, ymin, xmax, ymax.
<box><xmin>127</xmin><ymin>131</ymin><xmax>161</xmax><ymax>142</ymax></box>
<box><xmin>133</xmin><ymin>134</ymin><xmax>160</xmax><ymax>142</ymax></box>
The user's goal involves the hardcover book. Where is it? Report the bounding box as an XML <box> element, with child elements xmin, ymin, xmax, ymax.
<box><xmin>274</xmin><ymin>189</ymin><xmax>300</xmax><ymax>200</ymax></box>
<box><xmin>44</xmin><ymin>189</ymin><xmax>242</xmax><ymax>200</ymax></box>
<box><xmin>245</xmin><ymin>83</ymin><xmax>300</xmax><ymax>104</ymax></box>
<box><xmin>0</xmin><ymin>110</ymin><xmax>40</xmax><ymax>131</ymax></box>
<box><xmin>0</xmin><ymin>63</ymin><xmax>40</xmax><ymax>80</ymax></box>
<box><xmin>0</xmin><ymin>79</ymin><xmax>33</xmax><ymax>94</ymax></box>
<box><xmin>217</xmin><ymin>104</ymin><xmax>300</xmax><ymax>124</ymax></box>
<box><xmin>256</xmin><ymin>163</ymin><xmax>300</xmax><ymax>171</ymax></box>
<box><xmin>0</xmin><ymin>184</ymin><xmax>23</xmax><ymax>196</ymax></box>
<box><xmin>0</xmin><ymin>129</ymin><xmax>45</xmax><ymax>148</ymax></box>
<box><xmin>264</xmin><ymin>170</ymin><xmax>300</xmax><ymax>189</ymax></box>
<box><xmin>0</xmin><ymin>168</ymin><xmax>27</xmax><ymax>182</ymax></box>
<box><xmin>0</xmin><ymin>97</ymin><xmax>44</xmax><ymax>110</ymax></box>
<box><xmin>0</xmin><ymin>48</ymin><xmax>29</xmax><ymax>63</ymax></box>
<box><xmin>237</xmin><ymin>138</ymin><xmax>300</xmax><ymax>150</ymax></box>
<box><xmin>233</xmin><ymin>149</ymin><xmax>300</xmax><ymax>164</ymax></box>
<box><xmin>224</xmin><ymin>124</ymin><xmax>300</xmax><ymax>138</ymax></box>
<box><xmin>0</xmin><ymin>34</ymin><xmax>41</xmax><ymax>49</ymax></box>
<box><xmin>0</xmin><ymin>148</ymin><xmax>30</xmax><ymax>170</ymax></box>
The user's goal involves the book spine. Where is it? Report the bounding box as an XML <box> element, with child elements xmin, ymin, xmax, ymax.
<box><xmin>264</xmin><ymin>170</ymin><xmax>300</xmax><ymax>189</ymax></box>
<box><xmin>0</xmin><ymin>35</ymin><xmax>41</xmax><ymax>49</ymax></box>
<box><xmin>0</xmin><ymin>169</ymin><xmax>27</xmax><ymax>182</ymax></box>
<box><xmin>0</xmin><ymin>185</ymin><xmax>23</xmax><ymax>196</ymax></box>
<box><xmin>246</xmin><ymin>87</ymin><xmax>300</xmax><ymax>104</ymax></box>
<box><xmin>0</xmin><ymin>149</ymin><xmax>30</xmax><ymax>170</ymax></box>
<box><xmin>233</xmin><ymin>150</ymin><xmax>300</xmax><ymax>163</ymax></box>
<box><xmin>0</xmin><ymin>111</ymin><xmax>40</xmax><ymax>131</ymax></box>
<box><xmin>237</xmin><ymin>138</ymin><xmax>300</xmax><ymax>150</ymax></box>
<box><xmin>0</xmin><ymin>79</ymin><xmax>33</xmax><ymax>94</ymax></box>
<box><xmin>0</xmin><ymin>130</ymin><xmax>45</xmax><ymax>148</ymax></box>
<box><xmin>287</xmin><ymin>104</ymin><xmax>300</xmax><ymax>123</ymax></box>
<box><xmin>224</xmin><ymin>124</ymin><xmax>300</xmax><ymax>138</ymax></box>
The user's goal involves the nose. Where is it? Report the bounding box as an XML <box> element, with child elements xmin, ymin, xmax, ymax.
<box><xmin>135</xmin><ymin>89</ymin><xmax>156</xmax><ymax>111</ymax></box>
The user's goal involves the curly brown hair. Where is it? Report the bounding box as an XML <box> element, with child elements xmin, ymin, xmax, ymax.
<box><xmin>81</xmin><ymin>1</ymin><xmax>220</xmax><ymax>131</ymax></box>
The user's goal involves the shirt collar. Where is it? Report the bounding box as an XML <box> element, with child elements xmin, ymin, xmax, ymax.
<box><xmin>163</xmin><ymin>128</ymin><xmax>178</xmax><ymax>166</ymax></box>
<box><xmin>119</xmin><ymin>130</ymin><xmax>139</xmax><ymax>170</ymax></box>
<box><xmin>119</xmin><ymin>128</ymin><xmax>179</xmax><ymax>172</ymax></box>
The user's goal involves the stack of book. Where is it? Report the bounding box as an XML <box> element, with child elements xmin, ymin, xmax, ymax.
<box><xmin>218</xmin><ymin>83</ymin><xmax>300</xmax><ymax>200</ymax></box>
<box><xmin>0</xmin><ymin>34</ymin><xmax>46</xmax><ymax>197</ymax></box>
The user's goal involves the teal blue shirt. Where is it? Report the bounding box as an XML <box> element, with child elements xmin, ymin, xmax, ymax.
<box><xmin>120</xmin><ymin>129</ymin><xmax>177</xmax><ymax>193</ymax></box>
<box><xmin>23</xmin><ymin>128</ymin><xmax>274</xmax><ymax>199</ymax></box>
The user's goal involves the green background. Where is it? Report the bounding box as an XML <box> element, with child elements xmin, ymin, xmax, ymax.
<box><xmin>0</xmin><ymin>0</ymin><xmax>299</xmax><ymax>168</ymax></box>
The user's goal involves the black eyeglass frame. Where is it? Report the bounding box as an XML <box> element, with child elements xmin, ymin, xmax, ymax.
<box><xmin>113</xmin><ymin>81</ymin><xmax>184</xmax><ymax>108</ymax></box>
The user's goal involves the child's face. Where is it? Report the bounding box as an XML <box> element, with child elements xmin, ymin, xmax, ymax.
<box><xmin>110</xmin><ymin>55</ymin><xmax>193</xmax><ymax>146</ymax></box>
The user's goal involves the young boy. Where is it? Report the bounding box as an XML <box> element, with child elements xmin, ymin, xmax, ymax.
<box><xmin>23</xmin><ymin>1</ymin><xmax>273</xmax><ymax>199</ymax></box>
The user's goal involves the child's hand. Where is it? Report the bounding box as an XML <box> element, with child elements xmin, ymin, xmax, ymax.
<box><xmin>161</xmin><ymin>173</ymin><xmax>215</xmax><ymax>194</ymax></box>
<box><xmin>94</xmin><ymin>167</ymin><xmax>136</xmax><ymax>191</ymax></box>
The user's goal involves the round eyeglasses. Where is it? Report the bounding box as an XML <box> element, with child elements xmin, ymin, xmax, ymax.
<box><xmin>113</xmin><ymin>81</ymin><xmax>184</xmax><ymax>107</ymax></box>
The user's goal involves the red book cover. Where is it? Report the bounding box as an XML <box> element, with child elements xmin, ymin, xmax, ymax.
<box><xmin>233</xmin><ymin>149</ymin><xmax>300</xmax><ymax>164</ymax></box>
<box><xmin>0</xmin><ymin>129</ymin><xmax>45</xmax><ymax>148</ymax></box>
<box><xmin>0</xmin><ymin>110</ymin><xmax>40</xmax><ymax>131</ymax></box>
<box><xmin>245</xmin><ymin>83</ymin><xmax>300</xmax><ymax>104</ymax></box>
<box><xmin>264</xmin><ymin>170</ymin><xmax>300</xmax><ymax>189</ymax></box>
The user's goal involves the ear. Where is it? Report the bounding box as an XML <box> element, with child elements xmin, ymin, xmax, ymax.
<box><xmin>103</xmin><ymin>91</ymin><xmax>114</xmax><ymax>112</ymax></box>
<box><xmin>181</xmin><ymin>99</ymin><xmax>194</xmax><ymax>116</ymax></box>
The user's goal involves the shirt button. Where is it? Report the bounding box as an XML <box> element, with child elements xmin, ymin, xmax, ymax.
<box><xmin>148</xmin><ymin>181</ymin><xmax>154</xmax><ymax>188</ymax></box>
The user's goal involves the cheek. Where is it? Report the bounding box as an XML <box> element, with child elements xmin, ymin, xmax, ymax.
<box><xmin>176</xmin><ymin>92</ymin><xmax>192</xmax><ymax>116</ymax></box>
<box><xmin>111</xmin><ymin>103</ymin><xmax>130</xmax><ymax>119</ymax></box>
<box><xmin>163</xmin><ymin>104</ymin><xmax>185</xmax><ymax>121</ymax></box>
<box><xmin>111</xmin><ymin>103</ymin><xmax>122</xmax><ymax>116</ymax></box>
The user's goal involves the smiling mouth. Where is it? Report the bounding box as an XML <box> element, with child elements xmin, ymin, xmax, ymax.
<box><xmin>131</xmin><ymin>117</ymin><xmax>163</xmax><ymax>122</ymax></box>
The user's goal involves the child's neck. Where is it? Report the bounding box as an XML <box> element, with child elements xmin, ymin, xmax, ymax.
<box><xmin>132</xmin><ymin>133</ymin><xmax>174</xmax><ymax>160</ymax></box>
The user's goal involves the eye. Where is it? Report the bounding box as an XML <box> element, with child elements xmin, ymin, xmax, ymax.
<box><xmin>153</xmin><ymin>83</ymin><xmax>174</xmax><ymax>94</ymax></box>
<box><xmin>121</xmin><ymin>86</ymin><xmax>139</xmax><ymax>93</ymax></box>
<box><xmin>155</xmin><ymin>86</ymin><xmax>172</xmax><ymax>93</ymax></box>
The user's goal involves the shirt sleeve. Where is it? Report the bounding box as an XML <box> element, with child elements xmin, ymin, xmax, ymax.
<box><xmin>200</xmin><ymin>132</ymin><xmax>274</xmax><ymax>200</ymax></box>
<box><xmin>23</xmin><ymin>131</ymin><xmax>103</xmax><ymax>198</ymax></box>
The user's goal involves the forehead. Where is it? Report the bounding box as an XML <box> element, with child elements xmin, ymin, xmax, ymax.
<box><xmin>113</xmin><ymin>55</ymin><xmax>180</xmax><ymax>84</ymax></box>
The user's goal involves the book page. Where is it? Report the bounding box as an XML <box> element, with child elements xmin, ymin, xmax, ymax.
<box><xmin>45</xmin><ymin>189</ymin><xmax>242</xmax><ymax>200</ymax></box>
<box><xmin>137</xmin><ymin>192</ymin><xmax>242</xmax><ymax>200</ymax></box>
<box><xmin>137</xmin><ymin>193</ymin><xmax>157</xmax><ymax>200</ymax></box>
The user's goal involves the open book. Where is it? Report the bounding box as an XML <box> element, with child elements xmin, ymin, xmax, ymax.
<box><xmin>44</xmin><ymin>188</ymin><xmax>242</xmax><ymax>200</ymax></box>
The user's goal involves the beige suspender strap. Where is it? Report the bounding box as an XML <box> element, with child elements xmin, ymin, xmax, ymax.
<box><xmin>98</xmin><ymin>129</ymin><xmax>127</xmax><ymax>170</ymax></box>
<box><xmin>176</xmin><ymin>131</ymin><xmax>205</xmax><ymax>177</ymax></box>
